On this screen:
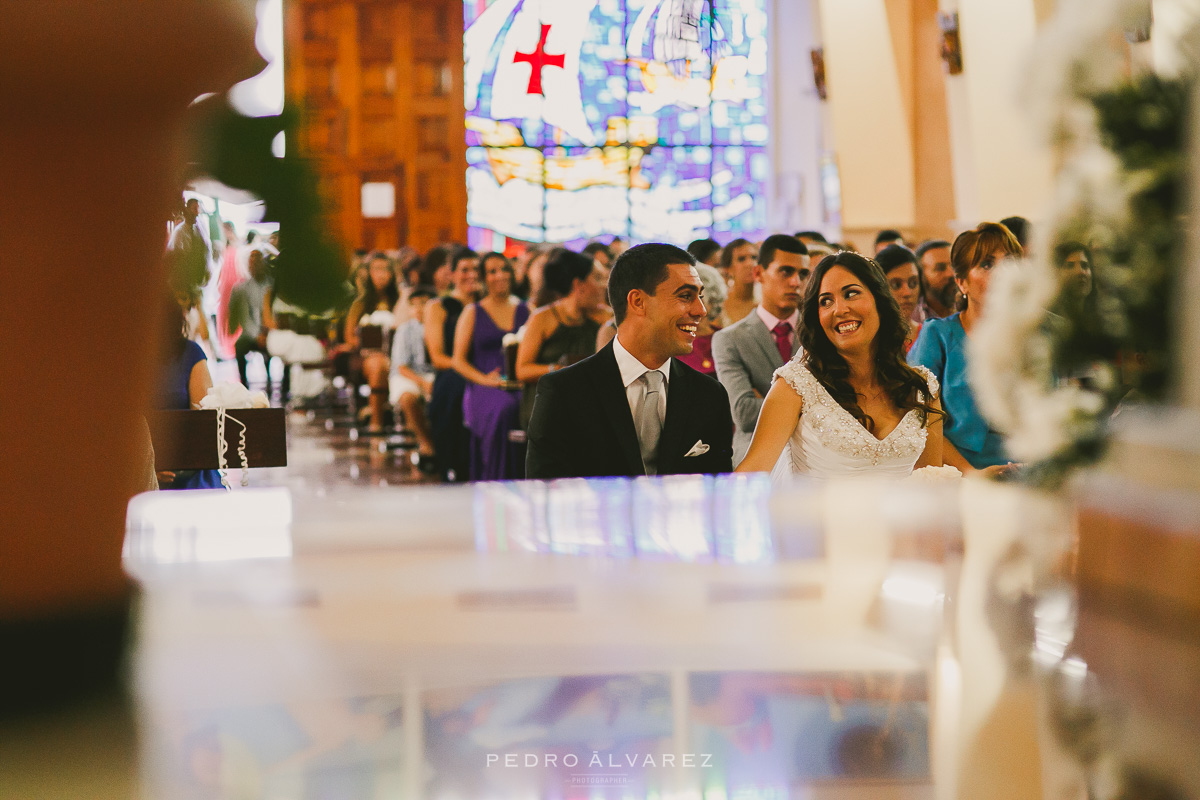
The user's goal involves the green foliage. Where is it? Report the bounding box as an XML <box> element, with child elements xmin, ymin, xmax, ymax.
<box><xmin>1088</xmin><ymin>74</ymin><xmax>1188</xmax><ymax>399</ymax></box>
<box><xmin>187</xmin><ymin>97</ymin><xmax>353</xmax><ymax>314</ymax></box>
<box><xmin>1023</xmin><ymin>74</ymin><xmax>1189</xmax><ymax>490</ymax></box>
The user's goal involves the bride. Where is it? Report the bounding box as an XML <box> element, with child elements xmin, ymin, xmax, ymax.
<box><xmin>736</xmin><ymin>251</ymin><xmax>945</xmax><ymax>478</ymax></box>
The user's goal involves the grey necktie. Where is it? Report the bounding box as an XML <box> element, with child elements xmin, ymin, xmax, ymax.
<box><xmin>636</xmin><ymin>370</ymin><xmax>665</xmax><ymax>476</ymax></box>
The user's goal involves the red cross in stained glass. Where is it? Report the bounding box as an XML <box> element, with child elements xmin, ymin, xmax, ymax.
<box><xmin>512</xmin><ymin>23</ymin><xmax>565</xmax><ymax>96</ymax></box>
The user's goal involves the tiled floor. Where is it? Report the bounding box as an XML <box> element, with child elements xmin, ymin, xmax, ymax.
<box><xmin>227</xmin><ymin>355</ymin><xmax>440</xmax><ymax>491</ymax></box>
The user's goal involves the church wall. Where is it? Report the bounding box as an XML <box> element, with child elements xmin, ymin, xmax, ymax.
<box><xmin>765</xmin><ymin>0</ymin><xmax>831</xmax><ymax>237</ymax></box>
<box><xmin>285</xmin><ymin>0</ymin><xmax>468</xmax><ymax>255</ymax></box>
<box><xmin>816</xmin><ymin>0</ymin><xmax>919</xmax><ymax>241</ymax></box>
<box><xmin>943</xmin><ymin>0</ymin><xmax>1055</xmax><ymax>227</ymax></box>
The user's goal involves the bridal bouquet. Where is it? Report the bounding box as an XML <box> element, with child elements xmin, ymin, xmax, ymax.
<box><xmin>198</xmin><ymin>382</ymin><xmax>269</xmax><ymax>410</ymax></box>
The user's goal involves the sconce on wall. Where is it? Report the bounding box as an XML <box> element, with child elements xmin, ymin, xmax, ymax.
<box><xmin>811</xmin><ymin>47</ymin><xmax>827</xmax><ymax>100</ymax></box>
<box><xmin>938</xmin><ymin>12</ymin><xmax>963</xmax><ymax>75</ymax></box>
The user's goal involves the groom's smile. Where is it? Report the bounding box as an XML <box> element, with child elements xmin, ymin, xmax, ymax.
<box><xmin>647</xmin><ymin>262</ymin><xmax>706</xmax><ymax>359</ymax></box>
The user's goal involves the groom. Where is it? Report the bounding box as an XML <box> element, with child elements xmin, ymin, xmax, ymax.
<box><xmin>526</xmin><ymin>243</ymin><xmax>734</xmax><ymax>479</ymax></box>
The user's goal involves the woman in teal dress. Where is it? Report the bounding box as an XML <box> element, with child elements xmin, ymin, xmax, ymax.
<box><xmin>908</xmin><ymin>222</ymin><xmax>1021</xmax><ymax>472</ymax></box>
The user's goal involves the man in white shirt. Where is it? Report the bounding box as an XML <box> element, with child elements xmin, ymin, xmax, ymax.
<box><xmin>167</xmin><ymin>197</ymin><xmax>211</xmax><ymax>289</ymax></box>
<box><xmin>526</xmin><ymin>243</ymin><xmax>734</xmax><ymax>479</ymax></box>
<box><xmin>712</xmin><ymin>234</ymin><xmax>810</xmax><ymax>465</ymax></box>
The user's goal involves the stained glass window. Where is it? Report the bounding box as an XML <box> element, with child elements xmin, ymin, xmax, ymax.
<box><xmin>464</xmin><ymin>0</ymin><xmax>768</xmax><ymax>249</ymax></box>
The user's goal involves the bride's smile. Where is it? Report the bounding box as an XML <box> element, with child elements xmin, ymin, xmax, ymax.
<box><xmin>817</xmin><ymin>266</ymin><xmax>881</xmax><ymax>352</ymax></box>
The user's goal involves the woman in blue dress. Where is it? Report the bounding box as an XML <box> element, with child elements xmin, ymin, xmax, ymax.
<box><xmin>908</xmin><ymin>222</ymin><xmax>1020</xmax><ymax>473</ymax></box>
<box><xmin>452</xmin><ymin>252</ymin><xmax>530</xmax><ymax>481</ymax></box>
<box><xmin>156</xmin><ymin>294</ymin><xmax>224</xmax><ymax>489</ymax></box>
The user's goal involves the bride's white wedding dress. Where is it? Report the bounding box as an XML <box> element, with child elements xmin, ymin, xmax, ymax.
<box><xmin>770</xmin><ymin>360</ymin><xmax>939</xmax><ymax>480</ymax></box>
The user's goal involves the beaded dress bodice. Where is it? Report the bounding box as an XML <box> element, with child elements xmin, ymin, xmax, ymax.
<box><xmin>772</xmin><ymin>360</ymin><xmax>938</xmax><ymax>479</ymax></box>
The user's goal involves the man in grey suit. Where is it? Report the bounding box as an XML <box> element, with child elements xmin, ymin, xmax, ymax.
<box><xmin>712</xmin><ymin>234</ymin><xmax>812</xmax><ymax>465</ymax></box>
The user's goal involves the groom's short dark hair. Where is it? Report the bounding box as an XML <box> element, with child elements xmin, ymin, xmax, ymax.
<box><xmin>608</xmin><ymin>243</ymin><xmax>696</xmax><ymax>325</ymax></box>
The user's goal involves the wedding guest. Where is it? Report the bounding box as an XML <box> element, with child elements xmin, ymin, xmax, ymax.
<box><xmin>806</xmin><ymin>241</ymin><xmax>836</xmax><ymax>261</ymax></box>
<box><xmin>399</xmin><ymin>253</ymin><xmax>421</xmax><ymax>289</ymax></box>
<box><xmin>510</xmin><ymin>244</ymin><xmax>538</xmax><ymax>300</ymax></box>
<box><xmin>516</xmin><ymin>250</ymin><xmax>610</xmax><ymax>428</ymax></box>
<box><xmin>608</xmin><ymin>236</ymin><xmax>630</xmax><ymax>259</ymax></box>
<box><xmin>352</xmin><ymin>262</ymin><xmax>369</xmax><ymax>296</ymax></box>
<box><xmin>874</xmin><ymin>229</ymin><xmax>905</xmax><ymax>253</ymax></box>
<box><xmin>914</xmin><ymin>239</ymin><xmax>955</xmax><ymax>321</ymax></box>
<box><xmin>229</xmin><ymin>249</ymin><xmax>278</xmax><ymax>396</ymax></box>
<box><xmin>166</xmin><ymin>196</ymin><xmax>211</xmax><ymax>290</ymax></box>
<box><xmin>344</xmin><ymin>252</ymin><xmax>400</xmax><ymax>431</ymax></box>
<box><xmin>582</xmin><ymin>241</ymin><xmax>613</xmax><ymax>269</ymax></box>
<box><xmin>1001</xmin><ymin>215</ymin><xmax>1031</xmax><ymax>255</ymax></box>
<box><xmin>909</xmin><ymin>222</ymin><xmax>1022</xmax><ymax>471</ymax></box>
<box><xmin>391</xmin><ymin>248</ymin><xmax>424</xmax><ymax>327</ymax></box>
<box><xmin>713</xmin><ymin>234</ymin><xmax>810</xmax><ymax>465</ymax></box>
<box><xmin>721</xmin><ymin>237</ymin><xmax>760</xmax><ymax>324</ymax></box>
<box><xmin>1053</xmin><ymin>241</ymin><xmax>1094</xmax><ymax>316</ymax></box>
<box><xmin>175</xmin><ymin>285</ymin><xmax>211</xmax><ymax>359</ymax></box>
<box><xmin>795</xmin><ymin>230</ymin><xmax>829</xmax><ymax>249</ymax></box>
<box><xmin>677</xmin><ymin>263</ymin><xmax>728</xmax><ymax>377</ymax></box>
<box><xmin>526</xmin><ymin>243</ymin><xmax>734</xmax><ymax>479</ymax></box>
<box><xmin>426</xmin><ymin>248</ymin><xmax>480</xmax><ymax>481</ymax></box>
<box><xmin>390</xmin><ymin>287</ymin><xmax>438</xmax><ymax>473</ymax></box>
<box><xmin>736</xmin><ymin>252</ymin><xmax>945</xmax><ymax>479</ymax></box>
<box><xmin>687</xmin><ymin>238</ymin><xmax>722</xmax><ymax>268</ymax></box>
<box><xmin>452</xmin><ymin>252</ymin><xmax>530</xmax><ymax>481</ymax></box>
<box><xmin>526</xmin><ymin>245</ymin><xmax>559</xmax><ymax>307</ymax></box>
<box><xmin>214</xmin><ymin>220</ymin><xmax>241</xmax><ymax>358</ymax></box>
<box><xmin>423</xmin><ymin>244</ymin><xmax>454</xmax><ymax>295</ymax></box>
<box><xmin>875</xmin><ymin>244</ymin><xmax>923</xmax><ymax>352</ymax></box>
<box><xmin>155</xmin><ymin>294</ymin><xmax>221</xmax><ymax>490</ymax></box>
<box><xmin>595</xmin><ymin>316</ymin><xmax>617</xmax><ymax>352</ymax></box>
<box><xmin>1050</xmin><ymin>242</ymin><xmax>1114</xmax><ymax>388</ymax></box>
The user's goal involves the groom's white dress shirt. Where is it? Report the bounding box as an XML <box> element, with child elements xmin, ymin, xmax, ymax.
<box><xmin>613</xmin><ymin>334</ymin><xmax>670</xmax><ymax>423</ymax></box>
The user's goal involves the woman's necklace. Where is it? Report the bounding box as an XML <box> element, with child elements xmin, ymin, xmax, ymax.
<box><xmin>856</xmin><ymin>385</ymin><xmax>889</xmax><ymax>403</ymax></box>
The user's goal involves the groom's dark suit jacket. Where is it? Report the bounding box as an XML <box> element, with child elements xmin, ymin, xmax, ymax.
<box><xmin>526</xmin><ymin>342</ymin><xmax>734</xmax><ymax>479</ymax></box>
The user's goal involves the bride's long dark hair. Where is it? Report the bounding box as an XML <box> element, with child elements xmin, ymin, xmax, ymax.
<box><xmin>799</xmin><ymin>251</ymin><xmax>944</xmax><ymax>433</ymax></box>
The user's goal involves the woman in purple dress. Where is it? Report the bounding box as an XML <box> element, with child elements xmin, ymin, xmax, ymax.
<box><xmin>451</xmin><ymin>252</ymin><xmax>531</xmax><ymax>480</ymax></box>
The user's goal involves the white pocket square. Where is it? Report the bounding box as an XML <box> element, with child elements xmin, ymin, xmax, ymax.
<box><xmin>684</xmin><ymin>440</ymin><xmax>710</xmax><ymax>457</ymax></box>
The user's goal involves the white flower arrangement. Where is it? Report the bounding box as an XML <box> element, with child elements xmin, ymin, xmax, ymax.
<box><xmin>968</xmin><ymin>0</ymin><xmax>1196</xmax><ymax>482</ymax></box>
<box><xmin>199</xmin><ymin>381</ymin><xmax>269</xmax><ymax>409</ymax></box>
<box><xmin>361</xmin><ymin>309</ymin><xmax>397</xmax><ymax>331</ymax></box>
<box><xmin>502</xmin><ymin>325</ymin><xmax>527</xmax><ymax>349</ymax></box>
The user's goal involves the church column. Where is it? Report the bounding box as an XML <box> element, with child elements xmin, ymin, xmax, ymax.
<box><xmin>816</xmin><ymin>0</ymin><xmax>918</xmax><ymax>248</ymax></box>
